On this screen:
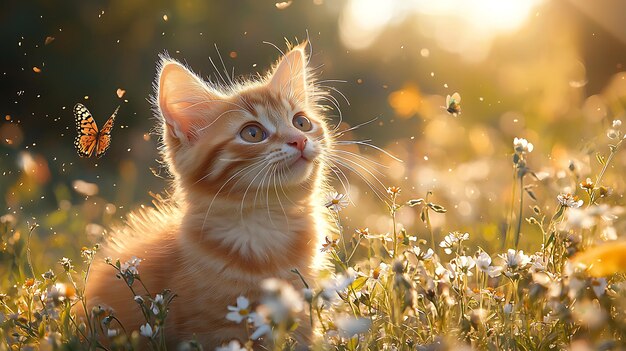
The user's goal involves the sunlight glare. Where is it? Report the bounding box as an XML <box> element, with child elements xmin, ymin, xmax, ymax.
<box><xmin>339</xmin><ymin>0</ymin><xmax>394</xmax><ymax>50</ymax></box>
<box><xmin>340</xmin><ymin>0</ymin><xmax>543</xmax><ymax>61</ymax></box>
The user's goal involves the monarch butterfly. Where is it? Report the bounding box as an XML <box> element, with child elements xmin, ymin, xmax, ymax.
<box><xmin>73</xmin><ymin>103</ymin><xmax>119</xmax><ymax>158</ymax></box>
<box><xmin>445</xmin><ymin>92</ymin><xmax>461</xmax><ymax>117</ymax></box>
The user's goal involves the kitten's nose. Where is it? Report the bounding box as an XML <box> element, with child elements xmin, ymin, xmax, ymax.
<box><xmin>287</xmin><ymin>138</ymin><xmax>307</xmax><ymax>152</ymax></box>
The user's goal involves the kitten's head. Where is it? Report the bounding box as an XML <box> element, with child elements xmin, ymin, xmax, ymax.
<box><xmin>155</xmin><ymin>44</ymin><xmax>330</xmax><ymax>203</ymax></box>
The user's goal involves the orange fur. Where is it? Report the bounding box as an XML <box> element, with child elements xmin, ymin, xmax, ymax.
<box><xmin>82</xmin><ymin>43</ymin><xmax>332</xmax><ymax>349</ymax></box>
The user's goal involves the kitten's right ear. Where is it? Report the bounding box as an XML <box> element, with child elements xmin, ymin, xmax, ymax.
<box><xmin>157</xmin><ymin>58</ymin><xmax>224</xmax><ymax>144</ymax></box>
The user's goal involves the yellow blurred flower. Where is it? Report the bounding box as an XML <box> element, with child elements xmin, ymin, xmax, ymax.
<box><xmin>571</xmin><ymin>241</ymin><xmax>626</xmax><ymax>277</ymax></box>
<box><xmin>388</xmin><ymin>84</ymin><xmax>421</xmax><ymax>118</ymax></box>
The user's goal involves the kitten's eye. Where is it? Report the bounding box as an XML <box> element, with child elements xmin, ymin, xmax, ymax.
<box><xmin>239</xmin><ymin>124</ymin><xmax>267</xmax><ymax>143</ymax></box>
<box><xmin>292</xmin><ymin>113</ymin><xmax>313</xmax><ymax>132</ymax></box>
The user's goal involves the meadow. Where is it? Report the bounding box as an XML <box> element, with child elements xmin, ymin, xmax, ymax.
<box><xmin>3</xmin><ymin>0</ymin><xmax>626</xmax><ymax>350</ymax></box>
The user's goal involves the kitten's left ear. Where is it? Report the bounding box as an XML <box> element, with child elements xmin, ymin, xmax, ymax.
<box><xmin>269</xmin><ymin>43</ymin><xmax>309</xmax><ymax>102</ymax></box>
<box><xmin>157</xmin><ymin>58</ymin><xmax>225</xmax><ymax>145</ymax></box>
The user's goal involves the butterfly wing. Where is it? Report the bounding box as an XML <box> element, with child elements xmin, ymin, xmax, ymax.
<box><xmin>74</xmin><ymin>103</ymin><xmax>99</xmax><ymax>158</ymax></box>
<box><xmin>95</xmin><ymin>105</ymin><xmax>119</xmax><ymax>158</ymax></box>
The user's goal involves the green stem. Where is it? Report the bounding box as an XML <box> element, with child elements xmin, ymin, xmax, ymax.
<box><xmin>391</xmin><ymin>195</ymin><xmax>398</xmax><ymax>258</ymax></box>
<box><xmin>26</xmin><ymin>224</ymin><xmax>37</xmax><ymax>279</ymax></box>
<box><xmin>514</xmin><ymin>175</ymin><xmax>524</xmax><ymax>250</ymax></box>
<box><xmin>346</xmin><ymin>237</ymin><xmax>362</xmax><ymax>264</ymax></box>
<box><xmin>590</xmin><ymin>138</ymin><xmax>623</xmax><ymax>205</ymax></box>
<box><xmin>505</xmin><ymin>169</ymin><xmax>517</xmax><ymax>249</ymax></box>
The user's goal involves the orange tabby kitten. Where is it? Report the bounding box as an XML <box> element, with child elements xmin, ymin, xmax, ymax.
<box><xmin>83</xmin><ymin>43</ymin><xmax>331</xmax><ymax>348</ymax></box>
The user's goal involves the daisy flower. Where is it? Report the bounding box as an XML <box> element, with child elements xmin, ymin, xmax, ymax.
<box><xmin>226</xmin><ymin>296</ymin><xmax>251</xmax><ymax>324</ymax></box>
<box><xmin>557</xmin><ymin>193</ymin><xmax>583</xmax><ymax>208</ymax></box>
<box><xmin>324</xmin><ymin>191</ymin><xmax>349</xmax><ymax>212</ymax></box>
<box><xmin>386</xmin><ymin>186</ymin><xmax>401</xmax><ymax>195</ymax></box>
<box><xmin>321</xmin><ymin>236</ymin><xmax>338</xmax><ymax>252</ymax></box>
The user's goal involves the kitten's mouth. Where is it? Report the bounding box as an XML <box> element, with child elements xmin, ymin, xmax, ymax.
<box><xmin>290</xmin><ymin>155</ymin><xmax>309</xmax><ymax>166</ymax></box>
<box><xmin>285</xmin><ymin>154</ymin><xmax>312</xmax><ymax>169</ymax></box>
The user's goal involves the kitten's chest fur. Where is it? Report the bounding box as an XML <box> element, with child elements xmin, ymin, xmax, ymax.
<box><xmin>84</xmin><ymin>198</ymin><xmax>323</xmax><ymax>344</ymax></box>
<box><xmin>180</xmin><ymin>201</ymin><xmax>318</xmax><ymax>285</ymax></box>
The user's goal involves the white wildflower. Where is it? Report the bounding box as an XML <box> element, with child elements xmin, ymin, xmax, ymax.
<box><xmin>513</xmin><ymin>137</ymin><xmax>533</xmax><ymax>154</ymax></box>
<box><xmin>500</xmin><ymin>249</ymin><xmax>531</xmax><ymax>278</ymax></box>
<box><xmin>613</xmin><ymin>119</ymin><xmax>622</xmax><ymax>128</ymax></box>
<box><xmin>580</xmin><ymin>177</ymin><xmax>594</xmax><ymax>190</ymax></box>
<box><xmin>120</xmin><ymin>256</ymin><xmax>142</xmax><ymax>275</ymax></box>
<box><xmin>320</xmin><ymin>236</ymin><xmax>338</xmax><ymax>252</ymax></box>
<box><xmin>412</xmin><ymin>246</ymin><xmax>434</xmax><ymax>260</ymax></box>
<box><xmin>106</xmin><ymin>328</ymin><xmax>119</xmax><ymax>338</ymax></box>
<box><xmin>59</xmin><ymin>257</ymin><xmax>73</xmax><ymax>272</ymax></box>
<box><xmin>249</xmin><ymin>312</ymin><xmax>271</xmax><ymax>340</ymax></box>
<box><xmin>370</xmin><ymin>262</ymin><xmax>389</xmax><ymax>282</ymax></box>
<box><xmin>588</xmin><ymin>204</ymin><xmax>624</xmax><ymax>222</ymax></box>
<box><xmin>439</xmin><ymin>232</ymin><xmax>468</xmax><ymax>254</ymax></box>
<box><xmin>435</xmin><ymin>263</ymin><xmax>456</xmax><ymax>283</ymax></box>
<box><xmin>565</xmin><ymin>208</ymin><xmax>596</xmax><ymax>229</ymax></box>
<box><xmin>154</xmin><ymin>294</ymin><xmax>164</xmax><ymax>304</ymax></box>
<box><xmin>149</xmin><ymin>294</ymin><xmax>164</xmax><ymax>315</ymax></box>
<box><xmin>335</xmin><ymin>316</ymin><xmax>372</xmax><ymax>338</ymax></box>
<box><xmin>259</xmin><ymin>278</ymin><xmax>303</xmax><ymax>323</ymax></box>
<box><xmin>502</xmin><ymin>249</ymin><xmax>531</xmax><ymax>269</ymax></box>
<box><xmin>439</xmin><ymin>235</ymin><xmax>456</xmax><ymax>255</ymax></box>
<box><xmin>226</xmin><ymin>296</ymin><xmax>251</xmax><ymax>324</ymax></box>
<box><xmin>134</xmin><ymin>295</ymin><xmax>144</xmax><ymax>304</ymax></box>
<box><xmin>475</xmin><ymin>252</ymin><xmax>502</xmax><ymax>277</ymax></box>
<box><xmin>324</xmin><ymin>191</ymin><xmax>349</xmax><ymax>212</ymax></box>
<box><xmin>46</xmin><ymin>283</ymin><xmax>75</xmax><ymax>303</ymax></box>
<box><xmin>139</xmin><ymin>323</ymin><xmax>155</xmax><ymax>338</ymax></box>
<box><xmin>321</xmin><ymin>268</ymin><xmax>357</xmax><ymax>302</ymax></box>
<box><xmin>529</xmin><ymin>254</ymin><xmax>548</xmax><ymax>273</ymax></box>
<box><xmin>487</xmin><ymin>265</ymin><xmax>503</xmax><ymax>278</ymax></box>
<box><xmin>215</xmin><ymin>340</ymin><xmax>246</xmax><ymax>351</ymax></box>
<box><xmin>475</xmin><ymin>252</ymin><xmax>492</xmax><ymax>272</ymax></box>
<box><xmin>557</xmin><ymin>193</ymin><xmax>583</xmax><ymax>208</ymax></box>
<box><xmin>452</xmin><ymin>256</ymin><xmax>475</xmax><ymax>276</ymax></box>
<box><xmin>503</xmin><ymin>302</ymin><xmax>514</xmax><ymax>314</ymax></box>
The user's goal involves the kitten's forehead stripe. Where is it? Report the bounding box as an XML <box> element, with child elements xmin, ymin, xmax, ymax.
<box><xmin>239</xmin><ymin>96</ymin><xmax>258</xmax><ymax>117</ymax></box>
<box><xmin>240</xmin><ymin>89</ymin><xmax>293</xmax><ymax>119</ymax></box>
